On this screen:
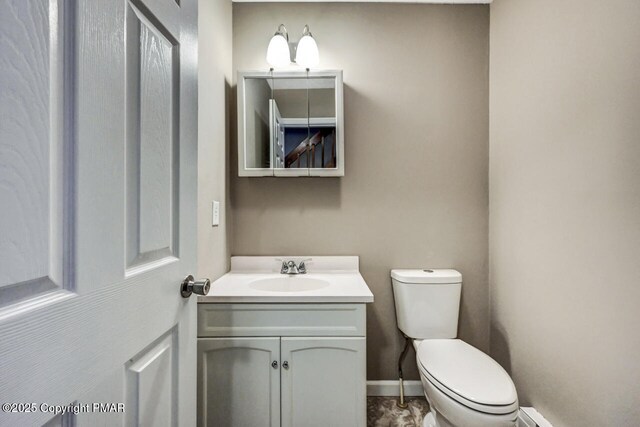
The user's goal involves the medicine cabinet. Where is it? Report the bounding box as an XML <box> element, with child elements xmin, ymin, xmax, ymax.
<box><xmin>237</xmin><ymin>70</ymin><xmax>344</xmax><ymax>177</ymax></box>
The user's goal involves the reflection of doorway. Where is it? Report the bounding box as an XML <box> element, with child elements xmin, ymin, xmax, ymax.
<box><xmin>269</xmin><ymin>99</ymin><xmax>337</xmax><ymax>169</ymax></box>
<box><xmin>268</xmin><ymin>113</ymin><xmax>337</xmax><ymax>169</ymax></box>
<box><xmin>269</xmin><ymin>99</ymin><xmax>285</xmax><ymax>168</ymax></box>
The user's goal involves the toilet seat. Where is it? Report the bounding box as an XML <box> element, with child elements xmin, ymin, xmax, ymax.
<box><xmin>416</xmin><ymin>339</ymin><xmax>518</xmax><ymax>415</ymax></box>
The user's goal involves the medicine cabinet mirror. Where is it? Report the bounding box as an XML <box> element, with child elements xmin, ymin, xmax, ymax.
<box><xmin>237</xmin><ymin>70</ymin><xmax>344</xmax><ymax>177</ymax></box>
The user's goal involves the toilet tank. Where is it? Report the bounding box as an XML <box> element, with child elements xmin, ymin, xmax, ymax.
<box><xmin>391</xmin><ymin>269</ymin><xmax>462</xmax><ymax>339</ymax></box>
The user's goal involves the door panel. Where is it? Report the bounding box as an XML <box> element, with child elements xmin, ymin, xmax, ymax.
<box><xmin>281</xmin><ymin>337</ymin><xmax>366</xmax><ymax>427</ymax></box>
<box><xmin>0</xmin><ymin>0</ymin><xmax>198</xmax><ymax>425</ymax></box>
<box><xmin>42</xmin><ymin>414</ymin><xmax>73</xmax><ymax>427</ymax></box>
<box><xmin>125</xmin><ymin>1</ymin><xmax>180</xmax><ymax>272</ymax></box>
<box><xmin>126</xmin><ymin>331</ymin><xmax>178</xmax><ymax>427</ymax></box>
<box><xmin>198</xmin><ymin>338</ymin><xmax>280</xmax><ymax>427</ymax></box>
<box><xmin>0</xmin><ymin>0</ymin><xmax>73</xmax><ymax>307</ymax></box>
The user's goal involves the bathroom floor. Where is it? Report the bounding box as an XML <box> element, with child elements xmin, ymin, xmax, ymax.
<box><xmin>367</xmin><ymin>396</ymin><xmax>430</xmax><ymax>427</ymax></box>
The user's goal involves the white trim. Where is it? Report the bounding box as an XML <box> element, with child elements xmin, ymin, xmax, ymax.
<box><xmin>367</xmin><ymin>380</ymin><xmax>424</xmax><ymax>397</ymax></box>
<box><xmin>518</xmin><ymin>410</ymin><xmax>535</xmax><ymax>427</ymax></box>
<box><xmin>518</xmin><ymin>407</ymin><xmax>554</xmax><ymax>427</ymax></box>
<box><xmin>280</xmin><ymin>117</ymin><xmax>337</xmax><ymax>127</ymax></box>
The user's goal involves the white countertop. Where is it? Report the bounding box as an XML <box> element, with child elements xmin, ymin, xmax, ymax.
<box><xmin>198</xmin><ymin>256</ymin><xmax>374</xmax><ymax>304</ymax></box>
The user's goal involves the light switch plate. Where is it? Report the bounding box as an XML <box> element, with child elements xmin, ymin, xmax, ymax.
<box><xmin>212</xmin><ymin>201</ymin><xmax>220</xmax><ymax>227</ymax></box>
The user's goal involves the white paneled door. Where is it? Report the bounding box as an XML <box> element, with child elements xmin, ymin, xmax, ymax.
<box><xmin>0</xmin><ymin>0</ymin><xmax>199</xmax><ymax>425</ymax></box>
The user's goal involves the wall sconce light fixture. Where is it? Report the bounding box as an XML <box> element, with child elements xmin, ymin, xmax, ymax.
<box><xmin>266</xmin><ymin>24</ymin><xmax>291</xmax><ymax>67</ymax></box>
<box><xmin>295</xmin><ymin>25</ymin><xmax>319</xmax><ymax>68</ymax></box>
<box><xmin>266</xmin><ymin>24</ymin><xmax>320</xmax><ymax>69</ymax></box>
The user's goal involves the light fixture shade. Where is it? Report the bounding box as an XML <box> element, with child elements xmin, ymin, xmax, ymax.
<box><xmin>266</xmin><ymin>34</ymin><xmax>290</xmax><ymax>67</ymax></box>
<box><xmin>295</xmin><ymin>34</ymin><xmax>319</xmax><ymax>68</ymax></box>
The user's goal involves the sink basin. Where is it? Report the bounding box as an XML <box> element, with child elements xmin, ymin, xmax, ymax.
<box><xmin>249</xmin><ymin>277</ymin><xmax>330</xmax><ymax>292</ymax></box>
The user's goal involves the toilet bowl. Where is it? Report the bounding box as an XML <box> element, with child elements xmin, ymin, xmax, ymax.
<box><xmin>414</xmin><ymin>339</ymin><xmax>518</xmax><ymax>427</ymax></box>
<box><xmin>391</xmin><ymin>269</ymin><xmax>518</xmax><ymax>427</ymax></box>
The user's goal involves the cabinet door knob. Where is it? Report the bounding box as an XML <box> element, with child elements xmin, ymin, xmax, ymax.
<box><xmin>272</xmin><ymin>361</ymin><xmax>278</xmax><ymax>369</ymax></box>
<box><xmin>282</xmin><ymin>361</ymin><xmax>289</xmax><ymax>370</ymax></box>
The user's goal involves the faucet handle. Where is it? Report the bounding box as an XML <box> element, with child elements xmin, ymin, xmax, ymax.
<box><xmin>298</xmin><ymin>258</ymin><xmax>312</xmax><ymax>273</ymax></box>
<box><xmin>275</xmin><ymin>258</ymin><xmax>289</xmax><ymax>274</ymax></box>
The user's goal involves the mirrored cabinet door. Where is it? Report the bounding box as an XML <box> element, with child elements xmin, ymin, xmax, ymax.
<box><xmin>307</xmin><ymin>76</ymin><xmax>340</xmax><ymax>176</ymax></box>
<box><xmin>242</xmin><ymin>78</ymin><xmax>272</xmax><ymax>171</ymax></box>
<box><xmin>271</xmin><ymin>76</ymin><xmax>310</xmax><ymax>177</ymax></box>
<box><xmin>237</xmin><ymin>70</ymin><xmax>344</xmax><ymax>177</ymax></box>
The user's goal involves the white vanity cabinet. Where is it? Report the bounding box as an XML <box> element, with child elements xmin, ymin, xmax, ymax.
<box><xmin>197</xmin><ymin>303</ymin><xmax>367</xmax><ymax>427</ymax></box>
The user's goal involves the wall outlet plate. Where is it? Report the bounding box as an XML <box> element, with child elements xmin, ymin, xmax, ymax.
<box><xmin>212</xmin><ymin>201</ymin><xmax>220</xmax><ymax>226</ymax></box>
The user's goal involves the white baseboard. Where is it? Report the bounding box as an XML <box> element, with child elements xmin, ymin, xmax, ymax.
<box><xmin>367</xmin><ymin>380</ymin><xmax>424</xmax><ymax>397</ymax></box>
<box><xmin>518</xmin><ymin>407</ymin><xmax>553</xmax><ymax>427</ymax></box>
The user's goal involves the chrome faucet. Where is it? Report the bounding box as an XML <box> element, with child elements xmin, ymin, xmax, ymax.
<box><xmin>279</xmin><ymin>259</ymin><xmax>311</xmax><ymax>275</ymax></box>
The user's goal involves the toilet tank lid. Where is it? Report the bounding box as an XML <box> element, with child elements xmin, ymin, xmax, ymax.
<box><xmin>391</xmin><ymin>269</ymin><xmax>461</xmax><ymax>284</ymax></box>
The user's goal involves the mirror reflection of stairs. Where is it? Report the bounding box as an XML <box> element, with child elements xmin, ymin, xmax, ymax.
<box><xmin>285</xmin><ymin>128</ymin><xmax>336</xmax><ymax>168</ymax></box>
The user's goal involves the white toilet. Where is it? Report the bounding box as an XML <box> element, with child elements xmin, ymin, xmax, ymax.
<box><xmin>391</xmin><ymin>269</ymin><xmax>519</xmax><ymax>427</ymax></box>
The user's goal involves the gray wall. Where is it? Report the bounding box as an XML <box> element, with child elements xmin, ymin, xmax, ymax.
<box><xmin>489</xmin><ymin>0</ymin><xmax>640</xmax><ymax>425</ymax></box>
<box><xmin>231</xmin><ymin>3</ymin><xmax>490</xmax><ymax>381</ymax></box>
<box><xmin>244</xmin><ymin>78</ymin><xmax>271</xmax><ymax>168</ymax></box>
<box><xmin>197</xmin><ymin>0</ymin><xmax>232</xmax><ymax>281</ymax></box>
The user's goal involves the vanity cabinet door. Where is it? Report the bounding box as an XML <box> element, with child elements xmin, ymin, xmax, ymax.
<box><xmin>280</xmin><ymin>337</ymin><xmax>366</xmax><ymax>427</ymax></box>
<box><xmin>198</xmin><ymin>337</ymin><xmax>280</xmax><ymax>427</ymax></box>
